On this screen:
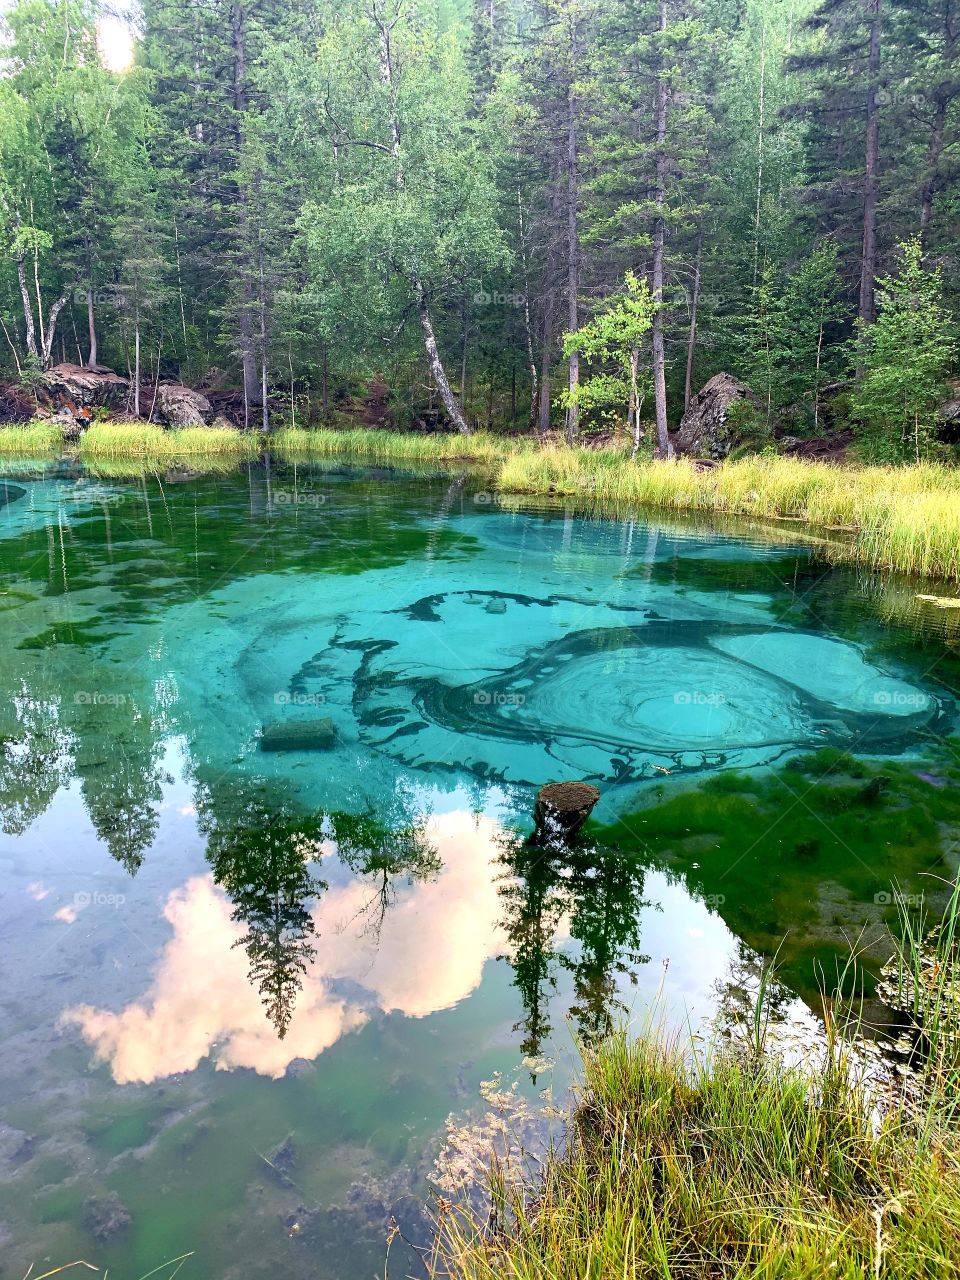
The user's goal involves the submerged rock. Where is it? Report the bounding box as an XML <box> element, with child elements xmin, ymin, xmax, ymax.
<box><xmin>265</xmin><ymin>1136</ymin><xmax>297</xmax><ymax>1186</ymax></box>
<box><xmin>0</xmin><ymin>481</ymin><xmax>26</xmax><ymax>509</ymax></box>
<box><xmin>259</xmin><ymin>718</ymin><xmax>337</xmax><ymax>752</ymax></box>
<box><xmin>284</xmin><ymin>1056</ymin><xmax>316</xmax><ymax>1080</ymax></box>
<box><xmin>0</xmin><ymin>1123</ymin><xmax>33</xmax><ymax>1174</ymax></box>
<box><xmin>85</xmin><ymin>1191</ymin><xmax>132</xmax><ymax>1242</ymax></box>
<box><xmin>674</xmin><ymin>372</ymin><xmax>757</xmax><ymax>459</ymax></box>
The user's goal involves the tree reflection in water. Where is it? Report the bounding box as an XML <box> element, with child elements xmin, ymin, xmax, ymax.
<box><xmin>495</xmin><ymin>825</ymin><xmax>652</xmax><ymax>1067</ymax></box>
<box><xmin>198</xmin><ymin>781</ymin><xmax>440</xmax><ymax>1037</ymax></box>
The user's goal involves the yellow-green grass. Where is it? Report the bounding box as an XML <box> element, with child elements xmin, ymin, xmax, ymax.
<box><xmin>271</xmin><ymin>426</ymin><xmax>530</xmax><ymax>465</ymax></box>
<box><xmin>5</xmin><ymin>418</ymin><xmax>959</xmax><ymax>581</ymax></box>
<box><xmin>0</xmin><ymin>420</ymin><xmax>65</xmax><ymax>456</ymax></box>
<box><xmin>496</xmin><ymin>451</ymin><xmax>960</xmax><ymax>581</ymax></box>
<box><xmin>78</xmin><ymin>422</ymin><xmax>259</xmax><ymax>461</ymax></box>
<box><xmin>436</xmin><ymin>883</ymin><xmax>960</xmax><ymax>1280</ymax></box>
<box><xmin>434</xmin><ymin>1026</ymin><xmax>960</xmax><ymax>1280</ymax></box>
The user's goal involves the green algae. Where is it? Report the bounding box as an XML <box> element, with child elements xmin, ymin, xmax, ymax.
<box><xmin>596</xmin><ymin>744</ymin><xmax>960</xmax><ymax>996</ymax></box>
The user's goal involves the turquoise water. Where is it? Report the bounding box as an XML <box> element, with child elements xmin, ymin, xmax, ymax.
<box><xmin>0</xmin><ymin>460</ymin><xmax>957</xmax><ymax>1277</ymax></box>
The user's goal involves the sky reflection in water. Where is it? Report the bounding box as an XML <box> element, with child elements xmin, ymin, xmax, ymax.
<box><xmin>0</xmin><ymin>462</ymin><xmax>955</xmax><ymax>1277</ymax></box>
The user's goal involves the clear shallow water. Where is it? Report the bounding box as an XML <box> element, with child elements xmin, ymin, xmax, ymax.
<box><xmin>0</xmin><ymin>460</ymin><xmax>957</xmax><ymax>1277</ymax></box>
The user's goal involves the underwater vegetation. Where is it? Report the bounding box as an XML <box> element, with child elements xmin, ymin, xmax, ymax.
<box><xmin>596</xmin><ymin>745</ymin><xmax>960</xmax><ymax>999</ymax></box>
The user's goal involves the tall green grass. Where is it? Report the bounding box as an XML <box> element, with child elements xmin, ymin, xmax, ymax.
<box><xmin>496</xmin><ymin>451</ymin><xmax>960</xmax><ymax>581</ymax></box>
<box><xmin>882</xmin><ymin>879</ymin><xmax>960</xmax><ymax>1108</ymax></box>
<box><xmin>271</xmin><ymin>426</ymin><xmax>526</xmax><ymax>464</ymax></box>
<box><xmin>0</xmin><ymin>420</ymin><xmax>64</xmax><ymax>456</ymax></box>
<box><xmin>79</xmin><ymin>422</ymin><xmax>258</xmax><ymax>461</ymax></box>
<box><xmin>434</xmin><ymin>1023</ymin><xmax>960</xmax><ymax>1277</ymax></box>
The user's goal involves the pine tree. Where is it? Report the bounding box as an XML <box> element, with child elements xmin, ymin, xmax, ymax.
<box><xmin>851</xmin><ymin>237</ymin><xmax>957</xmax><ymax>461</ymax></box>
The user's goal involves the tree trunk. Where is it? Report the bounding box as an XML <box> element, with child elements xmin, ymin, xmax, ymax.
<box><xmin>813</xmin><ymin>310</ymin><xmax>824</xmax><ymax>432</ymax></box>
<box><xmin>460</xmin><ymin>292</ymin><xmax>470</xmax><ymax>412</ymax></box>
<box><xmin>134</xmin><ymin>323</ymin><xmax>141</xmax><ymax>417</ymax></box>
<box><xmin>86</xmin><ymin>289</ymin><xmax>98</xmax><ymax>368</ymax></box>
<box><xmin>259</xmin><ymin>239</ymin><xmax>269</xmax><ymax>431</ymax></box>
<box><xmin>684</xmin><ymin>224</ymin><xmax>703</xmax><ymax>411</ymax></box>
<box><xmin>374</xmin><ymin>1</ymin><xmax>469</xmax><ymax>434</ymax></box>
<box><xmin>651</xmin><ymin>0</ymin><xmax>673</xmax><ymax>457</ymax></box>
<box><xmin>858</xmin><ymin>0</ymin><xmax>881</xmax><ymax>325</ymax></box>
<box><xmin>517</xmin><ymin>184</ymin><xmax>539</xmax><ymax>428</ymax></box>
<box><xmin>413</xmin><ymin>272</ymin><xmax>470</xmax><ymax>434</ymax></box>
<box><xmin>630</xmin><ymin>346</ymin><xmax>642</xmax><ymax>457</ymax></box>
<box><xmin>42</xmin><ymin>295</ymin><xmax>69</xmax><ymax>368</ymax></box>
<box><xmin>16</xmin><ymin>257</ymin><xmax>38</xmax><ymax>363</ymax></box>
<box><xmin>564</xmin><ymin>4</ymin><xmax>580</xmax><ymax>444</ymax></box>
<box><xmin>322</xmin><ymin>342</ymin><xmax>329</xmax><ymax>418</ymax></box>
<box><xmin>537</xmin><ymin>258</ymin><xmax>557</xmax><ymax>437</ymax></box>
<box><xmin>232</xmin><ymin>1</ymin><xmax>260</xmax><ymax>415</ymax></box>
<box><xmin>919</xmin><ymin>95</ymin><xmax>947</xmax><ymax>235</ymax></box>
<box><xmin>752</xmin><ymin>24</ymin><xmax>766</xmax><ymax>287</ymax></box>
<box><xmin>0</xmin><ymin>315</ymin><xmax>22</xmax><ymax>376</ymax></box>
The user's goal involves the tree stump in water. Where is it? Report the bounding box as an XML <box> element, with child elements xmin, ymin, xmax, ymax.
<box><xmin>531</xmin><ymin>781</ymin><xmax>600</xmax><ymax>847</ymax></box>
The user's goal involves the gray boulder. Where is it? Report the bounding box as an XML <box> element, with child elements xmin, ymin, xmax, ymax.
<box><xmin>155</xmin><ymin>383</ymin><xmax>213</xmax><ymax>428</ymax></box>
<box><xmin>42</xmin><ymin>363</ymin><xmax>129</xmax><ymax>415</ymax></box>
<box><xmin>674</xmin><ymin>372</ymin><xmax>757</xmax><ymax>459</ymax></box>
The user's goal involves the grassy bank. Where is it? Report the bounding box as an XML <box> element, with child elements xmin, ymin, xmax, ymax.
<box><xmin>271</xmin><ymin>425</ymin><xmax>526</xmax><ymax>464</ymax></box>
<box><xmin>433</xmin><ymin>1028</ymin><xmax>960</xmax><ymax>1279</ymax></box>
<box><xmin>273</xmin><ymin>429</ymin><xmax>960</xmax><ymax>580</ymax></box>
<box><xmin>497</xmin><ymin>451</ymin><xmax>960</xmax><ymax>581</ymax></box>
<box><xmin>434</xmin><ymin>888</ymin><xmax>960</xmax><ymax>1280</ymax></box>
<box><xmin>3</xmin><ymin>419</ymin><xmax>960</xmax><ymax>581</ymax></box>
<box><xmin>78</xmin><ymin>422</ymin><xmax>259</xmax><ymax>462</ymax></box>
<box><xmin>0</xmin><ymin>420</ymin><xmax>64</xmax><ymax>456</ymax></box>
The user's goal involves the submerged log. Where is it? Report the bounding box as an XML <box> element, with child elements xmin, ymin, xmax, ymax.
<box><xmin>259</xmin><ymin>718</ymin><xmax>337</xmax><ymax>752</ymax></box>
<box><xmin>531</xmin><ymin>781</ymin><xmax>600</xmax><ymax>846</ymax></box>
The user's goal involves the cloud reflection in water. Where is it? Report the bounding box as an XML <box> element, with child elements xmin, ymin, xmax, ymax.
<box><xmin>63</xmin><ymin>812</ymin><xmax>506</xmax><ymax>1081</ymax></box>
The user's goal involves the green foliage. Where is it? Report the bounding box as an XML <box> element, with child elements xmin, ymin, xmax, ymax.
<box><xmin>851</xmin><ymin>238</ymin><xmax>958</xmax><ymax>463</ymax></box>
<box><xmin>0</xmin><ymin>0</ymin><xmax>955</xmax><ymax>444</ymax></box>
<box><xmin>562</xmin><ymin>273</ymin><xmax>655</xmax><ymax>440</ymax></box>
<box><xmin>725</xmin><ymin>243</ymin><xmax>846</xmax><ymax>429</ymax></box>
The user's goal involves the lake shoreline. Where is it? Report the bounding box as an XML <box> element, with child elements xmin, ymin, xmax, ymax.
<box><xmin>432</xmin><ymin>882</ymin><xmax>960</xmax><ymax>1279</ymax></box>
<box><xmin>2</xmin><ymin>423</ymin><xmax>960</xmax><ymax>585</ymax></box>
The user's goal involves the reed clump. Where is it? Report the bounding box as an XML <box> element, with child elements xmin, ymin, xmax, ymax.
<box><xmin>271</xmin><ymin>426</ymin><xmax>525</xmax><ymax>464</ymax></box>
<box><xmin>434</xmin><ymin>886</ymin><xmax>960</xmax><ymax>1280</ymax></box>
<box><xmin>0</xmin><ymin>420</ymin><xmax>64</xmax><ymax>456</ymax></box>
<box><xmin>78</xmin><ymin>422</ymin><xmax>258</xmax><ymax>461</ymax></box>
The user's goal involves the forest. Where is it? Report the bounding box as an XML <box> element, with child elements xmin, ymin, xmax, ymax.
<box><xmin>0</xmin><ymin>0</ymin><xmax>957</xmax><ymax>463</ymax></box>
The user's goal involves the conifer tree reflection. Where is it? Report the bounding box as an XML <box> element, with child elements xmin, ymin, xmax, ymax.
<box><xmin>197</xmin><ymin>782</ymin><xmax>439</xmax><ymax>1038</ymax></box>
<box><xmin>201</xmin><ymin>789</ymin><xmax>327</xmax><ymax>1039</ymax></box>
<box><xmin>561</xmin><ymin>847</ymin><xmax>650</xmax><ymax>1042</ymax></box>
<box><xmin>0</xmin><ymin>689</ymin><xmax>68</xmax><ymax>834</ymax></box>
<box><xmin>328</xmin><ymin>796</ymin><xmax>441</xmax><ymax>942</ymax></box>
<box><xmin>496</xmin><ymin>835</ymin><xmax>568</xmax><ymax>1059</ymax></box>
<box><xmin>72</xmin><ymin>693</ymin><xmax>169</xmax><ymax>874</ymax></box>
<box><xmin>497</xmin><ymin>831</ymin><xmax>651</xmax><ymax>1060</ymax></box>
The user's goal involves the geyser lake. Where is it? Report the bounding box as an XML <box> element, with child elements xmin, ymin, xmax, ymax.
<box><xmin>0</xmin><ymin>459</ymin><xmax>958</xmax><ymax>1278</ymax></box>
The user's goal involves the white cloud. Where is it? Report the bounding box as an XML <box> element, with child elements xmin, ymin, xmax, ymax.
<box><xmin>62</xmin><ymin>812</ymin><xmax>506</xmax><ymax>1081</ymax></box>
